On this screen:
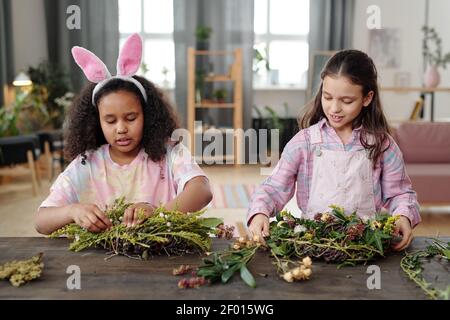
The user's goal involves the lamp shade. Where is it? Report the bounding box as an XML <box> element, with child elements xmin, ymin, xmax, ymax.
<box><xmin>13</xmin><ymin>72</ymin><xmax>32</xmax><ymax>86</ymax></box>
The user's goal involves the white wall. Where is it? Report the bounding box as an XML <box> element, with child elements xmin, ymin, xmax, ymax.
<box><xmin>12</xmin><ymin>0</ymin><xmax>48</xmax><ymax>74</ymax></box>
<box><xmin>353</xmin><ymin>0</ymin><xmax>450</xmax><ymax>122</ymax></box>
<box><xmin>253</xmin><ymin>88</ymin><xmax>306</xmax><ymax>119</ymax></box>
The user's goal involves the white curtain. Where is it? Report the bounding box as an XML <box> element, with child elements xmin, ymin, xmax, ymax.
<box><xmin>173</xmin><ymin>0</ymin><xmax>254</xmax><ymax>129</ymax></box>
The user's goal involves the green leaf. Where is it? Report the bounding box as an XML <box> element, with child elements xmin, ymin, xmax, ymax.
<box><xmin>275</xmin><ymin>211</ymin><xmax>283</xmax><ymax>222</ymax></box>
<box><xmin>373</xmin><ymin>232</ymin><xmax>383</xmax><ymax>253</ymax></box>
<box><xmin>330</xmin><ymin>205</ymin><xmax>347</xmax><ymax>222</ymax></box>
<box><xmin>199</xmin><ymin>217</ymin><xmax>223</xmax><ymax>228</ymax></box>
<box><xmin>240</xmin><ymin>265</ymin><xmax>256</xmax><ymax>288</ymax></box>
<box><xmin>268</xmin><ymin>242</ymin><xmax>286</xmax><ymax>256</ymax></box>
<box><xmin>221</xmin><ymin>264</ymin><xmax>240</xmax><ymax>283</ymax></box>
<box><xmin>443</xmin><ymin>249</ymin><xmax>450</xmax><ymax>260</ymax></box>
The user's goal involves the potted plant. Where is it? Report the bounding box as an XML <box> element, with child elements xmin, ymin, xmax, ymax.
<box><xmin>196</xmin><ymin>25</ymin><xmax>212</xmax><ymax>50</ymax></box>
<box><xmin>0</xmin><ymin>102</ymin><xmax>21</xmax><ymax>138</ymax></box>
<box><xmin>27</xmin><ymin>61</ymin><xmax>71</xmax><ymax>129</ymax></box>
<box><xmin>253</xmin><ymin>47</ymin><xmax>270</xmax><ymax>74</ymax></box>
<box><xmin>213</xmin><ymin>89</ymin><xmax>227</xmax><ymax>103</ymax></box>
<box><xmin>422</xmin><ymin>26</ymin><xmax>450</xmax><ymax>88</ymax></box>
<box><xmin>253</xmin><ymin>46</ymin><xmax>279</xmax><ymax>85</ymax></box>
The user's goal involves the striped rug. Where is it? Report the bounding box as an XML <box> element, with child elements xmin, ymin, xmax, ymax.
<box><xmin>210</xmin><ymin>183</ymin><xmax>258</xmax><ymax>208</ymax></box>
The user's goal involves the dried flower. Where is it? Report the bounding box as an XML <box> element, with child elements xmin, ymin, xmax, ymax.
<box><xmin>216</xmin><ymin>224</ymin><xmax>235</xmax><ymax>240</ymax></box>
<box><xmin>302</xmin><ymin>257</ymin><xmax>312</xmax><ymax>268</ymax></box>
<box><xmin>286</xmin><ymin>220</ymin><xmax>296</xmax><ymax>228</ymax></box>
<box><xmin>303</xmin><ymin>232</ymin><xmax>314</xmax><ymax>241</ymax></box>
<box><xmin>383</xmin><ymin>216</ymin><xmax>399</xmax><ymax>234</ymax></box>
<box><xmin>238</xmin><ymin>237</ymin><xmax>247</xmax><ymax>244</ymax></box>
<box><xmin>346</xmin><ymin>223</ymin><xmax>365</xmax><ymax>241</ymax></box>
<box><xmin>294</xmin><ymin>225</ymin><xmax>307</xmax><ymax>234</ymax></box>
<box><xmin>321</xmin><ymin>213</ymin><xmax>334</xmax><ymax>223</ymax></box>
<box><xmin>370</xmin><ymin>220</ymin><xmax>382</xmax><ymax>230</ymax></box>
<box><xmin>0</xmin><ymin>253</ymin><xmax>44</xmax><ymax>287</ymax></box>
<box><xmin>282</xmin><ymin>271</ymin><xmax>294</xmax><ymax>282</ymax></box>
<box><xmin>302</xmin><ymin>268</ymin><xmax>312</xmax><ymax>277</ymax></box>
<box><xmin>173</xmin><ymin>264</ymin><xmax>195</xmax><ymax>276</ymax></box>
<box><xmin>177</xmin><ymin>276</ymin><xmax>207</xmax><ymax>289</ymax></box>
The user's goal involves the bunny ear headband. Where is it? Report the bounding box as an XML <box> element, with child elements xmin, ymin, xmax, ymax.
<box><xmin>71</xmin><ymin>33</ymin><xmax>147</xmax><ymax>106</ymax></box>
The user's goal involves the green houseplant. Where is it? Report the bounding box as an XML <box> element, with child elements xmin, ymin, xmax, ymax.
<box><xmin>195</xmin><ymin>25</ymin><xmax>212</xmax><ymax>50</ymax></box>
<box><xmin>0</xmin><ymin>89</ymin><xmax>49</xmax><ymax>137</ymax></box>
<box><xmin>213</xmin><ymin>89</ymin><xmax>227</xmax><ymax>103</ymax></box>
<box><xmin>27</xmin><ymin>61</ymin><xmax>71</xmax><ymax>129</ymax></box>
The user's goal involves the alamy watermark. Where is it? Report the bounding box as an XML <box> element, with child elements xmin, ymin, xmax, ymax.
<box><xmin>66</xmin><ymin>265</ymin><xmax>81</xmax><ymax>290</ymax></box>
<box><xmin>366</xmin><ymin>5</ymin><xmax>381</xmax><ymax>30</ymax></box>
<box><xmin>66</xmin><ymin>5</ymin><xmax>81</xmax><ymax>30</ymax></box>
<box><xmin>366</xmin><ymin>265</ymin><xmax>381</xmax><ymax>290</ymax></box>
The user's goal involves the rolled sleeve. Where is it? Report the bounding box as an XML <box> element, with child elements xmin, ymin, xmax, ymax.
<box><xmin>381</xmin><ymin>138</ymin><xmax>421</xmax><ymax>228</ymax></box>
<box><xmin>39</xmin><ymin>172</ymin><xmax>79</xmax><ymax>208</ymax></box>
<box><xmin>246</xmin><ymin>136</ymin><xmax>304</xmax><ymax>225</ymax></box>
<box><xmin>169</xmin><ymin>143</ymin><xmax>208</xmax><ymax>195</ymax></box>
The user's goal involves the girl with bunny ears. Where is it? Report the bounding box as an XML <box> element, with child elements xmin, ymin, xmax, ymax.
<box><xmin>35</xmin><ymin>34</ymin><xmax>212</xmax><ymax>235</ymax></box>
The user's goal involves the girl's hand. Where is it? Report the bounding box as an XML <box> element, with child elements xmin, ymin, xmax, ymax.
<box><xmin>70</xmin><ymin>203</ymin><xmax>112</xmax><ymax>233</ymax></box>
<box><xmin>391</xmin><ymin>215</ymin><xmax>413</xmax><ymax>251</ymax></box>
<box><xmin>123</xmin><ymin>202</ymin><xmax>156</xmax><ymax>227</ymax></box>
<box><xmin>248</xmin><ymin>213</ymin><xmax>270</xmax><ymax>244</ymax></box>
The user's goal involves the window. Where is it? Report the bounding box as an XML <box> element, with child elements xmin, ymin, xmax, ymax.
<box><xmin>119</xmin><ymin>0</ymin><xmax>174</xmax><ymax>86</ymax></box>
<box><xmin>254</xmin><ymin>0</ymin><xmax>310</xmax><ymax>87</ymax></box>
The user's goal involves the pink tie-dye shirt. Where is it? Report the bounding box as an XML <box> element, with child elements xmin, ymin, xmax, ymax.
<box><xmin>247</xmin><ymin>118</ymin><xmax>421</xmax><ymax>227</ymax></box>
<box><xmin>40</xmin><ymin>143</ymin><xmax>207</xmax><ymax>210</ymax></box>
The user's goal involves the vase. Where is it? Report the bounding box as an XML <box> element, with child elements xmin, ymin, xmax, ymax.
<box><xmin>424</xmin><ymin>65</ymin><xmax>440</xmax><ymax>88</ymax></box>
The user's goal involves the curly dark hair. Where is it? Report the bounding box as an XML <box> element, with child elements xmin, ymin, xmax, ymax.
<box><xmin>64</xmin><ymin>75</ymin><xmax>180</xmax><ymax>163</ymax></box>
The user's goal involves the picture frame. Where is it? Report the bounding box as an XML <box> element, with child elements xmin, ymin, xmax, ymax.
<box><xmin>306</xmin><ymin>51</ymin><xmax>337</xmax><ymax>101</ymax></box>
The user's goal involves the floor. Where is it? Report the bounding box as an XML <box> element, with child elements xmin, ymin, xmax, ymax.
<box><xmin>0</xmin><ymin>163</ymin><xmax>449</xmax><ymax>237</ymax></box>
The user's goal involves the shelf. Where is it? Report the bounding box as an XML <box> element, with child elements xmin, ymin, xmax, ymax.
<box><xmin>204</xmin><ymin>75</ymin><xmax>233</xmax><ymax>82</ymax></box>
<box><xmin>196</xmin><ymin>101</ymin><xmax>235</xmax><ymax>108</ymax></box>
<box><xmin>253</xmin><ymin>84</ymin><xmax>306</xmax><ymax>91</ymax></box>
<box><xmin>188</xmin><ymin>47</ymin><xmax>243</xmax><ymax>165</ymax></box>
<box><xmin>380</xmin><ymin>87</ymin><xmax>450</xmax><ymax>93</ymax></box>
<box><xmin>195</xmin><ymin>154</ymin><xmax>236</xmax><ymax>163</ymax></box>
<box><xmin>194</xmin><ymin>127</ymin><xmax>234</xmax><ymax>134</ymax></box>
<box><xmin>194</xmin><ymin>50</ymin><xmax>235</xmax><ymax>56</ymax></box>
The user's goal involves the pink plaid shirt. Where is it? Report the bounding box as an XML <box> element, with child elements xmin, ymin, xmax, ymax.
<box><xmin>248</xmin><ymin>118</ymin><xmax>421</xmax><ymax>227</ymax></box>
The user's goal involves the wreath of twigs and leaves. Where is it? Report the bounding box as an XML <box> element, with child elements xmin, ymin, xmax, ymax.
<box><xmin>175</xmin><ymin>206</ymin><xmax>401</xmax><ymax>288</ymax></box>
<box><xmin>50</xmin><ymin>197</ymin><xmax>234</xmax><ymax>260</ymax></box>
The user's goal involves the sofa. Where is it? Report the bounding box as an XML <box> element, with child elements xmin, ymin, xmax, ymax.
<box><xmin>392</xmin><ymin>121</ymin><xmax>450</xmax><ymax>205</ymax></box>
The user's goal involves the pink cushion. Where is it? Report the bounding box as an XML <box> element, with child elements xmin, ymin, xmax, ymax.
<box><xmin>394</xmin><ymin>122</ymin><xmax>450</xmax><ymax>163</ymax></box>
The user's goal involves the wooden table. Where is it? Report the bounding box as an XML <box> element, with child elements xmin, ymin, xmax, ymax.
<box><xmin>0</xmin><ymin>237</ymin><xmax>448</xmax><ymax>300</ymax></box>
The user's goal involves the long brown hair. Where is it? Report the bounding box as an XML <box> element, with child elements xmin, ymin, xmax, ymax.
<box><xmin>301</xmin><ymin>49</ymin><xmax>391</xmax><ymax>165</ymax></box>
<box><xmin>64</xmin><ymin>75</ymin><xmax>180</xmax><ymax>162</ymax></box>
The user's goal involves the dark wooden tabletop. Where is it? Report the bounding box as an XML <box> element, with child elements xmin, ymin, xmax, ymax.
<box><xmin>0</xmin><ymin>237</ymin><xmax>448</xmax><ymax>300</ymax></box>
